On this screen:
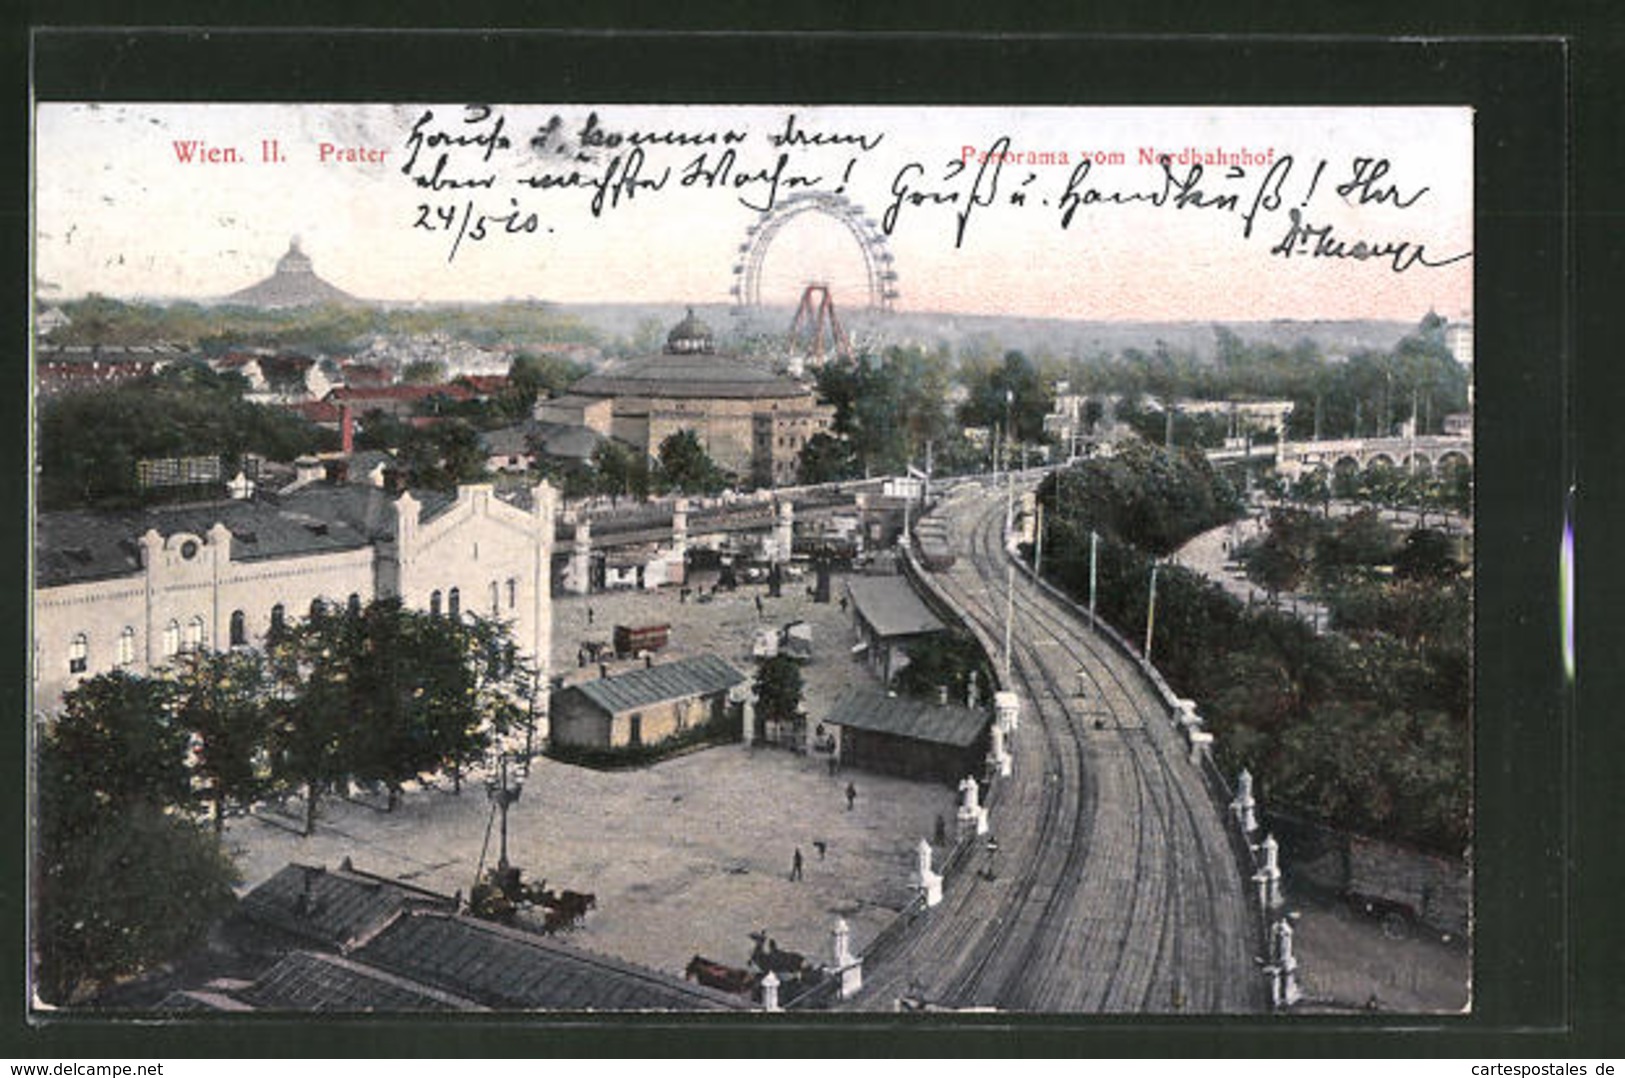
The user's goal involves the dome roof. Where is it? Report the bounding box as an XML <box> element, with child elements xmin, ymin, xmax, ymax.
<box><xmin>665</xmin><ymin>307</ymin><xmax>714</xmax><ymax>354</ymax></box>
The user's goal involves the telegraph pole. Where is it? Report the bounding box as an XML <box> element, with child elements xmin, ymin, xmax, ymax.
<box><xmin>1089</xmin><ymin>530</ymin><xmax>1099</xmax><ymax>629</ymax></box>
<box><xmin>1144</xmin><ymin>562</ymin><xmax>1160</xmax><ymax>663</ymax></box>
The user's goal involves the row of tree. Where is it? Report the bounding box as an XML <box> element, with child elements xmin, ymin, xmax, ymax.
<box><xmin>46</xmin><ymin>296</ymin><xmax>600</xmax><ymax>355</ymax></box>
<box><xmin>35</xmin><ymin>600</ymin><xmax>531</xmax><ymax>1001</ymax></box>
<box><xmin>1035</xmin><ymin>453</ymin><xmax>1470</xmax><ymax>853</ymax></box>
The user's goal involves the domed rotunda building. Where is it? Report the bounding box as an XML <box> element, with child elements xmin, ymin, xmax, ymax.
<box><xmin>563</xmin><ymin>308</ymin><xmax>833</xmax><ymax>487</ymax></box>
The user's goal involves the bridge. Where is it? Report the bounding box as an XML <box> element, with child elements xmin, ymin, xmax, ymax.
<box><xmin>843</xmin><ymin>480</ymin><xmax>1269</xmax><ymax>1013</ymax></box>
<box><xmin>1275</xmin><ymin>435</ymin><xmax>1472</xmax><ymax>480</ymax></box>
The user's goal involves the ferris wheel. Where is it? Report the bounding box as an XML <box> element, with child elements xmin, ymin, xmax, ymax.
<box><xmin>729</xmin><ymin>191</ymin><xmax>899</xmax><ymax>313</ymax></box>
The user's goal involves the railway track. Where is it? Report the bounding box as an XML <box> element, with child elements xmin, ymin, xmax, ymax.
<box><xmin>847</xmin><ymin>482</ymin><xmax>1262</xmax><ymax>1013</ymax></box>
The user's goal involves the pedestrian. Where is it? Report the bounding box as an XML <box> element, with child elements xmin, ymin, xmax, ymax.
<box><xmin>846</xmin><ymin>782</ymin><xmax>857</xmax><ymax>811</ymax></box>
<box><xmin>839</xmin><ymin>596</ymin><xmax>848</xmax><ymax>613</ymax></box>
<box><xmin>791</xmin><ymin>847</ymin><xmax>803</xmax><ymax>881</ymax></box>
<box><xmin>587</xmin><ymin>605</ymin><xmax>595</xmax><ymax>626</ymax></box>
<box><xmin>754</xmin><ymin>594</ymin><xmax>764</xmax><ymax>618</ymax></box>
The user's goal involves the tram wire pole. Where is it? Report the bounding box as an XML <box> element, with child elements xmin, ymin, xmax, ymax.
<box><xmin>1144</xmin><ymin>561</ymin><xmax>1160</xmax><ymax>664</ymax></box>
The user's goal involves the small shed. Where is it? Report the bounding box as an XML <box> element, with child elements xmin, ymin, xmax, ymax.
<box><xmin>549</xmin><ymin>654</ymin><xmax>747</xmax><ymax>750</ymax></box>
<box><xmin>823</xmin><ymin>686</ymin><xmax>989</xmax><ymax>784</ymax></box>
<box><xmin>844</xmin><ymin>576</ymin><xmax>948</xmax><ymax>686</ymax></box>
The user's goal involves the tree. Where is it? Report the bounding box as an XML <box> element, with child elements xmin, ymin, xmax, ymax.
<box><xmin>266</xmin><ymin>609</ymin><xmax>356</xmax><ymax>835</ymax></box>
<box><xmin>50</xmin><ymin>671</ymin><xmax>190</xmax><ymax>814</ymax></box>
<box><xmin>893</xmin><ymin>630</ymin><xmax>987</xmax><ymax>704</ymax></box>
<box><xmin>956</xmin><ymin>350</ymin><xmax>1052</xmax><ymax>444</ymax></box>
<box><xmin>399</xmin><ymin>419</ymin><xmax>486</xmax><ymax>491</ymax></box>
<box><xmin>33</xmin><ymin>800</ymin><xmax>238</xmax><ymax>1005</ymax></box>
<box><xmin>796</xmin><ymin>432</ymin><xmax>861</xmax><ymax>485</ymax></box>
<box><xmin>35</xmin><ymin>676</ymin><xmax>238</xmax><ymax>1003</ymax></box>
<box><xmin>754</xmin><ymin>655</ymin><xmax>805</xmax><ymax>731</ymax></box>
<box><xmin>592</xmin><ymin>440</ymin><xmax>649</xmax><ymax>503</ymax></box>
<box><xmin>654</xmin><ymin>429</ymin><xmax>728</xmax><ymax>495</ymax></box>
<box><xmin>172</xmin><ymin>649</ymin><xmax>273</xmax><ymax>835</ymax></box>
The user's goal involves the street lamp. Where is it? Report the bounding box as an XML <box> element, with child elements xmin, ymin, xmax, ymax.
<box><xmin>485</xmin><ymin>753</ymin><xmax>524</xmax><ymax>871</ymax></box>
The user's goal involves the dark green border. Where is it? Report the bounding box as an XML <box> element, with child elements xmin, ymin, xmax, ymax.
<box><xmin>8</xmin><ymin>18</ymin><xmax>1596</xmax><ymax>1059</ymax></box>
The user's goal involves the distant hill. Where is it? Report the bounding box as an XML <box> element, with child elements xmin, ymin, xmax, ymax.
<box><xmin>220</xmin><ymin>239</ymin><xmax>358</xmax><ymax>309</ymax></box>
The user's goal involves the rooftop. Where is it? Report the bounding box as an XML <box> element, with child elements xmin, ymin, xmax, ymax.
<box><xmin>824</xmin><ymin>686</ymin><xmax>987</xmax><ymax>748</ymax></box>
<box><xmin>354</xmin><ymin>909</ymin><xmax>749</xmax><ymax>1011</ymax></box>
<box><xmin>845</xmin><ymin>576</ymin><xmax>947</xmax><ymax>639</ymax></box>
<box><xmin>558</xmin><ymin>654</ymin><xmax>746</xmax><ymax>717</ymax></box>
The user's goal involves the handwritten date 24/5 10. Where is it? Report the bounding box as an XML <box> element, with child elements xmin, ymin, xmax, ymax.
<box><xmin>413</xmin><ymin>199</ymin><xmax>546</xmax><ymax>262</ymax></box>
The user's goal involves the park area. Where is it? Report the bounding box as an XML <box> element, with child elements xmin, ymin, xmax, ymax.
<box><xmin>226</xmin><ymin>573</ymin><xmax>960</xmax><ymax>981</ymax></box>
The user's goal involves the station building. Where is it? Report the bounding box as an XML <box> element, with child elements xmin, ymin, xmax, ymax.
<box><xmin>32</xmin><ymin>475</ymin><xmax>557</xmax><ymax>726</ymax></box>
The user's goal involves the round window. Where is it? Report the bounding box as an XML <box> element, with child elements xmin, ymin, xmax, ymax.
<box><xmin>179</xmin><ymin>539</ymin><xmax>199</xmax><ymax>560</ymax></box>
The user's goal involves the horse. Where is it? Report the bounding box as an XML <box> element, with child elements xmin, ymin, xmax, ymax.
<box><xmin>685</xmin><ymin>955</ymin><xmax>757</xmax><ymax>996</ymax></box>
<box><xmin>747</xmin><ymin>930</ymin><xmax>807</xmax><ymax>977</ymax></box>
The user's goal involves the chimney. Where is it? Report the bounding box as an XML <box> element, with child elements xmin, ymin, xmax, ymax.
<box><xmin>341</xmin><ymin>404</ymin><xmax>355</xmax><ymax>455</ymax></box>
<box><xmin>599</xmin><ymin>663</ymin><xmax>609</xmax><ymax>680</ymax></box>
<box><xmin>644</xmin><ymin>654</ymin><xmax>653</xmax><ymax>669</ymax></box>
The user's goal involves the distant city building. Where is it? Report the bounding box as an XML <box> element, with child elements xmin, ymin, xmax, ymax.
<box><xmin>33</xmin><ymin>479</ymin><xmax>556</xmax><ymax>725</ymax></box>
<box><xmin>564</xmin><ymin>309</ymin><xmax>833</xmax><ymax>487</ymax></box>
<box><xmin>223</xmin><ymin>238</ymin><xmax>357</xmax><ymax>308</ymax></box>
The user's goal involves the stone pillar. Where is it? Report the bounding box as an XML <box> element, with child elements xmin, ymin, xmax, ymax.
<box><xmin>1232</xmin><ymin>769</ymin><xmax>1258</xmax><ymax>834</ymax></box>
<box><xmin>760</xmin><ymin>970</ymin><xmax>781</xmax><ymax>1012</ymax></box>
<box><xmin>913</xmin><ymin>838</ymin><xmax>943</xmax><ymax>907</ymax></box>
<box><xmin>1253</xmin><ymin>833</ymin><xmax>1284</xmax><ymax>911</ymax></box>
<box><xmin>1271</xmin><ymin>919</ymin><xmax>1302</xmax><ymax>1006</ymax></box>
<box><xmin>1188</xmin><ymin>730</ymin><xmax>1213</xmax><ymax>765</ymax></box>
<box><xmin>988</xmin><ymin>723</ymin><xmax>1012</xmax><ymax>778</ymax></box>
<box><xmin>993</xmin><ymin>691</ymin><xmax>1020</xmax><ymax>734</ymax></box>
<box><xmin>669</xmin><ymin>498</ymin><xmax>689</xmax><ymax>586</ymax></box>
<box><xmin>957</xmin><ymin>775</ymin><xmax>989</xmax><ymax>837</ymax></box>
<box><xmin>570</xmin><ymin>519</ymin><xmax>593</xmax><ymax>596</ymax></box>
<box><xmin>829</xmin><ymin>917</ymin><xmax>863</xmax><ymax>999</ymax></box>
<box><xmin>1173</xmin><ymin>698</ymin><xmax>1200</xmax><ymax>734</ymax></box>
<box><xmin>774</xmin><ymin>498</ymin><xmax>794</xmax><ymax>564</ymax></box>
<box><xmin>740</xmin><ymin>690</ymin><xmax>755</xmax><ymax>749</ymax></box>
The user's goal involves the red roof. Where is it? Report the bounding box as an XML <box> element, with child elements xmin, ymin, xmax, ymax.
<box><xmin>456</xmin><ymin>375</ymin><xmax>510</xmax><ymax>396</ymax></box>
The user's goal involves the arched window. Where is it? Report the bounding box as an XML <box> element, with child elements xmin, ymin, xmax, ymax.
<box><xmin>448</xmin><ymin>587</ymin><xmax>461</xmax><ymax>619</ymax></box>
<box><xmin>229</xmin><ymin>610</ymin><xmax>247</xmax><ymax>647</ymax></box>
<box><xmin>68</xmin><ymin>633</ymin><xmax>88</xmax><ymax>674</ymax></box>
<box><xmin>347</xmin><ymin>593</ymin><xmax>362</xmax><ymax>616</ymax></box>
<box><xmin>430</xmin><ymin>590</ymin><xmax>442</xmax><ymax>617</ymax></box>
<box><xmin>270</xmin><ymin>604</ymin><xmax>286</xmax><ymax>637</ymax></box>
<box><xmin>162</xmin><ymin>620</ymin><xmax>181</xmax><ymax>658</ymax></box>
<box><xmin>507</xmin><ymin>578</ymin><xmax>518</xmax><ymax>609</ymax></box>
<box><xmin>184</xmin><ymin>616</ymin><xmax>205</xmax><ymax>652</ymax></box>
<box><xmin>490</xmin><ymin>581</ymin><xmax>501</xmax><ymax>615</ymax></box>
<box><xmin>117</xmin><ymin>627</ymin><xmax>136</xmax><ymax>667</ymax></box>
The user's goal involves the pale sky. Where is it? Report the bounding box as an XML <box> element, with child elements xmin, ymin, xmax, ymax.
<box><xmin>34</xmin><ymin>104</ymin><xmax>1472</xmax><ymax>322</ymax></box>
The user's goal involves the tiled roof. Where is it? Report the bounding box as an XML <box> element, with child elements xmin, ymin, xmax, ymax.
<box><xmin>845</xmin><ymin>577</ymin><xmax>947</xmax><ymax>639</ymax></box>
<box><xmin>238</xmin><ymin>950</ymin><xmax>486</xmax><ymax>1012</ymax></box>
<box><xmin>570</xmin><ymin>353</ymin><xmax>813</xmax><ymax>401</ymax></box>
<box><xmin>559</xmin><ymin>654</ymin><xmax>745</xmax><ymax>718</ymax></box>
<box><xmin>824</xmin><ymin>686</ymin><xmax>987</xmax><ymax>748</ymax></box>
<box><xmin>354</xmin><ymin>911</ymin><xmax>750</xmax><ymax>1011</ymax></box>
<box><xmin>237</xmin><ymin>863</ymin><xmax>457</xmax><ymax>951</ymax></box>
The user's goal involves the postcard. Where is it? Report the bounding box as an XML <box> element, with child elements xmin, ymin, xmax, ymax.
<box><xmin>31</xmin><ymin>101</ymin><xmax>1473</xmax><ymax>1018</ymax></box>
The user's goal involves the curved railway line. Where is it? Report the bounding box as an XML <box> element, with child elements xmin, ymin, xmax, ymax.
<box><xmin>847</xmin><ymin>481</ymin><xmax>1262</xmax><ymax>1013</ymax></box>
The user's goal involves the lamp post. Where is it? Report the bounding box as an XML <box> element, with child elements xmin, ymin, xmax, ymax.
<box><xmin>486</xmin><ymin>753</ymin><xmax>524</xmax><ymax>871</ymax></box>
